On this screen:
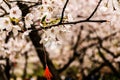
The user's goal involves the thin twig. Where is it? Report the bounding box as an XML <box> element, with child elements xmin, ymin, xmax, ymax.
<box><xmin>28</xmin><ymin>19</ymin><xmax>107</xmax><ymax>32</ymax></box>
<box><xmin>101</xmin><ymin>46</ymin><xmax>120</xmax><ymax>58</ymax></box>
<box><xmin>29</xmin><ymin>0</ymin><xmax>105</xmax><ymax>32</ymax></box>
<box><xmin>3</xmin><ymin>0</ymin><xmax>11</xmax><ymax>9</ymax></box>
<box><xmin>28</xmin><ymin>2</ymin><xmax>42</xmax><ymax>9</ymax></box>
<box><xmin>22</xmin><ymin>52</ymin><xmax>28</xmax><ymax>79</ymax></box>
<box><xmin>0</xmin><ymin>65</ymin><xmax>8</xmax><ymax>80</ymax></box>
<box><xmin>57</xmin><ymin>31</ymin><xmax>118</xmax><ymax>73</ymax></box>
<box><xmin>87</xmin><ymin>0</ymin><xmax>102</xmax><ymax>20</ymax></box>
<box><xmin>59</xmin><ymin>0</ymin><xmax>69</xmax><ymax>24</ymax></box>
<box><xmin>84</xmin><ymin>63</ymin><xmax>105</xmax><ymax>80</ymax></box>
<box><xmin>0</xmin><ymin>6</ymin><xmax>7</xmax><ymax>14</ymax></box>
<box><xmin>72</xmin><ymin>26</ymin><xmax>82</xmax><ymax>50</ymax></box>
<box><xmin>9</xmin><ymin>0</ymin><xmax>37</xmax><ymax>3</ymax></box>
<box><xmin>97</xmin><ymin>47</ymin><xmax>120</xmax><ymax>78</ymax></box>
<box><xmin>0</xmin><ymin>13</ymin><xmax>9</xmax><ymax>17</ymax></box>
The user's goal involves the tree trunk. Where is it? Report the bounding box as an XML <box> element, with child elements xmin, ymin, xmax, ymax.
<box><xmin>29</xmin><ymin>28</ymin><xmax>61</xmax><ymax>80</ymax></box>
<box><xmin>5</xmin><ymin>58</ymin><xmax>11</xmax><ymax>80</ymax></box>
<box><xmin>0</xmin><ymin>65</ymin><xmax>8</xmax><ymax>80</ymax></box>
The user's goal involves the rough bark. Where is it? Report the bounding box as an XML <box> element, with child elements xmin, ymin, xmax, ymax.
<box><xmin>29</xmin><ymin>27</ymin><xmax>61</xmax><ymax>80</ymax></box>
<box><xmin>0</xmin><ymin>65</ymin><xmax>8</xmax><ymax>80</ymax></box>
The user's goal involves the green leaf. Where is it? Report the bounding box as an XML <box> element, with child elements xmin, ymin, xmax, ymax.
<box><xmin>41</xmin><ymin>15</ymin><xmax>47</xmax><ymax>23</ymax></box>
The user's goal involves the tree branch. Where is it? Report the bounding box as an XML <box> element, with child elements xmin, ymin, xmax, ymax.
<box><xmin>22</xmin><ymin>52</ymin><xmax>28</xmax><ymax>79</ymax></box>
<box><xmin>101</xmin><ymin>46</ymin><xmax>120</xmax><ymax>58</ymax></box>
<box><xmin>84</xmin><ymin>63</ymin><xmax>105</xmax><ymax>80</ymax></box>
<box><xmin>9</xmin><ymin>0</ymin><xmax>37</xmax><ymax>3</ymax></box>
<box><xmin>97</xmin><ymin>47</ymin><xmax>120</xmax><ymax>78</ymax></box>
<box><xmin>87</xmin><ymin>0</ymin><xmax>102</xmax><ymax>20</ymax></box>
<box><xmin>3</xmin><ymin>0</ymin><xmax>11</xmax><ymax>9</ymax></box>
<box><xmin>57</xmin><ymin>51</ymin><xmax>78</xmax><ymax>73</ymax></box>
<box><xmin>29</xmin><ymin>26</ymin><xmax>61</xmax><ymax>80</ymax></box>
<box><xmin>25</xmin><ymin>0</ymin><xmax>105</xmax><ymax>32</ymax></box>
<box><xmin>57</xmin><ymin>31</ymin><xmax>118</xmax><ymax>73</ymax></box>
<box><xmin>0</xmin><ymin>65</ymin><xmax>8</xmax><ymax>80</ymax></box>
<box><xmin>28</xmin><ymin>19</ymin><xmax>107</xmax><ymax>32</ymax></box>
<box><xmin>59</xmin><ymin>0</ymin><xmax>69</xmax><ymax>24</ymax></box>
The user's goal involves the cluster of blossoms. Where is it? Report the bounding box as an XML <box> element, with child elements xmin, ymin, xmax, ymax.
<box><xmin>0</xmin><ymin>0</ymin><xmax>73</xmax><ymax>60</ymax></box>
<box><xmin>0</xmin><ymin>0</ymin><xmax>73</xmax><ymax>46</ymax></box>
<box><xmin>0</xmin><ymin>0</ymin><xmax>74</xmax><ymax>79</ymax></box>
<box><xmin>0</xmin><ymin>2</ymin><xmax>22</xmax><ymax>36</ymax></box>
<box><xmin>1</xmin><ymin>0</ymin><xmax>120</xmax><ymax>79</ymax></box>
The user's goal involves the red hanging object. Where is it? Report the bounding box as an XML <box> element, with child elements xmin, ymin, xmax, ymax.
<box><xmin>44</xmin><ymin>65</ymin><xmax>53</xmax><ymax>80</ymax></box>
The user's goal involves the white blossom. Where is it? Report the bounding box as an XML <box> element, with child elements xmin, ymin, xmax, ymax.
<box><xmin>25</xmin><ymin>13</ymin><xmax>34</xmax><ymax>28</ymax></box>
<box><xmin>114</xmin><ymin>57</ymin><xmax>120</xmax><ymax>62</ymax></box>
<box><xmin>22</xmin><ymin>30</ymin><xmax>31</xmax><ymax>39</ymax></box>
<box><xmin>100</xmin><ymin>6</ymin><xmax>108</xmax><ymax>12</ymax></box>
<box><xmin>12</xmin><ymin>25</ymin><xmax>21</xmax><ymax>36</ymax></box>
<box><xmin>9</xmin><ymin>6</ymin><xmax>22</xmax><ymax>19</ymax></box>
<box><xmin>0</xmin><ymin>0</ymin><xmax>3</xmax><ymax>4</ymax></box>
<box><xmin>0</xmin><ymin>17</ymin><xmax>12</xmax><ymax>30</ymax></box>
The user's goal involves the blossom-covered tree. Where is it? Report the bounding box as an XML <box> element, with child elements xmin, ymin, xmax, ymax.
<box><xmin>0</xmin><ymin>0</ymin><xmax>120</xmax><ymax>80</ymax></box>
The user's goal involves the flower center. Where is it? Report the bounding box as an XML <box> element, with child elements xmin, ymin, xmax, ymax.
<box><xmin>13</xmin><ymin>10</ymin><xmax>17</xmax><ymax>15</ymax></box>
<box><xmin>4</xmin><ymin>20</ymin><xmax>9</xmax><ymax>25</ymax></box>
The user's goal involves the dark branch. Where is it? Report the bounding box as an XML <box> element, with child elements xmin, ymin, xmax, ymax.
<box><xmin>28</xmin><ymin>19</ymin><xmax>107</xmax><ymax>32</ymax></box>
<box><xmin>29</xmin><ymin>26</ymin><xmax>61</xmax><ymax>80</ymax></box>
<box><xmin>0</xmin><ymin>6</ymin><xmax>9</xmax><ymax>17</ymax></box>
<box><xmin>87</xmin><ymin>0</ymin><xmax>102</xmax><ymax>20</ymax></box>
<box><xmin>57</xmin><ymin>51</ymin><xmax>78</xmax><ymax>73</ymax></box>
<box><xmin>101</xmin><ymin>46</ymin><xmax>120</xmax><ymax>58</ymax></box>
<box><xmin>9</xmin><ymin>0</ymin><xmax>37</xmax><ymax>3</ymax></box>
<box><xmin>27</xmin><ymin>1</ymin><xmax>42</xmax><ymax>9</ymax></box>
<box><xmin>3</xmin><ymin>0</ymin><xmax>11</xmax><ymax>9</ymax></box>
<box><xmin>0</xmin><ymin>65</ymin><xmax>8</xmax><ymax>80</ymax></box>
<box><xmin>72</xmin><ymin>26</ymin><xmax>81</xmax><ymax>50</ymax></box>
<box><xmin>84</xmin><ymin>63</ymin><xmax>105</xmax><ymax>80</ymax></box>
<box><xmin>57</xmin><ymin>31</ymin><xmax>118</xmax><ymax>73</ymax></box>
<box><xmin>5</xmin><ymin>58</ymin><xmax>11</xmax><ymax>80</ymax></box>
<box><xmin>0</xmin><ymin>13</ymin><xmax>9</xmax><ymax>17</ymax></box>
<box><xmin>97</xmin><ymin>47</ymin><xmax>120</xmax><ymax>78</ymax></box>
<box><xmin>22</xmin><ymin>52</ymin><xmax>28</xmax><ymax>79</ymax></box>
<box><xmin>26</xmin><ymin>0</ymin><xmax>106</xmax><ymax>32</ymax></box>
<box><xmin>0</xmin><ymin>6</ymin><xmax>7</xmax><ymax>14</ymax></box>
<box><xmin>59</xmin><ymin>0</ymin><xmax>69</xmax><ymax>24</ymax></box>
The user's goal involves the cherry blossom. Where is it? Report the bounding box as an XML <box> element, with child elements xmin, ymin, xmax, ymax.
<box><xmin>25</xmin><ymin>13</ymin><xmax>34</xmax><ymax>28</ymax></box>
<box><xmin>9</xmin><ymin>6</ymin><xmax>22</xmax><ymax>19</ymax></box>
<box><xmin>12</xmin><ymin>25</ymin><xmax>21</xmax><ymax>36</ymax></box>
<box><xmin>0</xmin><ymin>17</ymin><xmax>12</xmax><ymax>30</ymax></box>
<box><xmin>0</xmin><ymin>0</ymin><xmax>3</xmax><ymax>4</ymax></box>
<box><xmin>1</xmin><ymin>0</ymin><xmax>120</xmax><ymax>80</ymax></box>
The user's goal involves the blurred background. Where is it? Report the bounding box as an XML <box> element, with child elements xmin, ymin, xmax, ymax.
<box><xmin>0</xmin><ymin>0</ymin><xmax>120</xmax><ymax>80</ymax></box>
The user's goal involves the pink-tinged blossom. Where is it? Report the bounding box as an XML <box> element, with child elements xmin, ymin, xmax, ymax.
<box><xmin>9</xmin><ymin>6</ymin><xmax>22</xmax><ymax>19</ymax></box>
<box><xmin>12</xmin><ymin>25</ymin><xmax>21</xmax><ymax>36</ymax></box>
<box><xmin>0</xmin><ymin>17</ymin><xmax>12</xmax><ymax>31</ymax></box>
<box><xmin>114</xmin><ymin>56</ymin><xmax>120</xmax><ymax>62</ymax></box>
<box><xmin>0</xmin><ymin>0</ymin><xmax>3</xmax><ymax>4</ymax></box>
<box><xmin>25</xmin><ymin>13</ymin><xmax>34</xmax><ymax>28</ymax></box>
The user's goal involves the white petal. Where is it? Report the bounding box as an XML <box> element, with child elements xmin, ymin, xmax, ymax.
<box><xmin>12</xmin><ymin>28</ymin><xmax>18</xmax><ymax>36</ymax></box>
<box><xmin>10</xmin><ymin>6</ymin><xmax>22</xmax><ymax>18</ymax></box>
